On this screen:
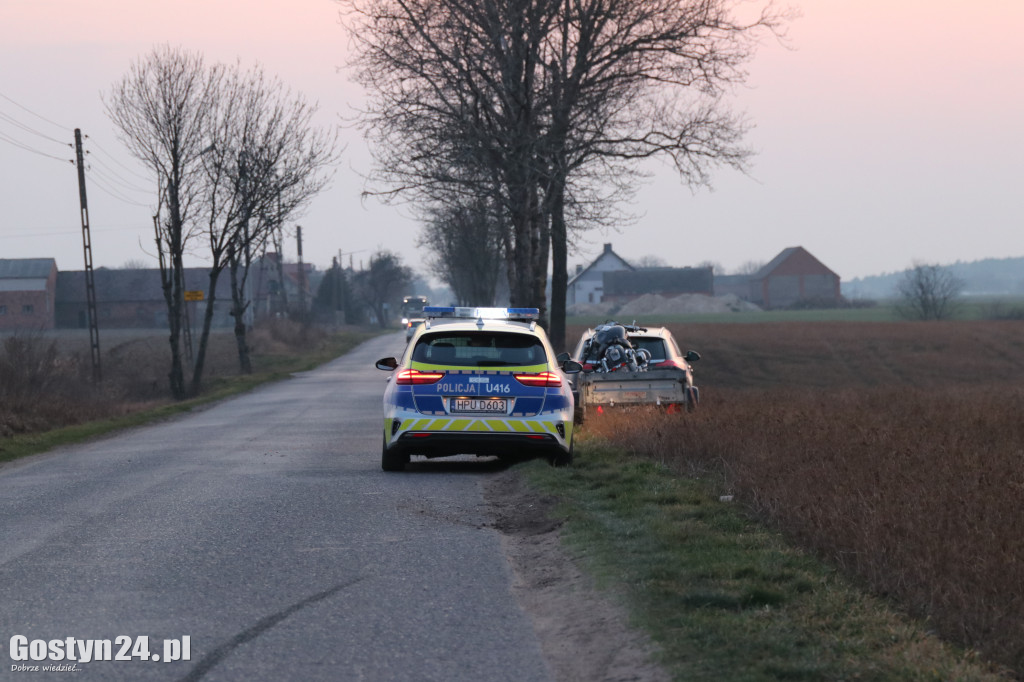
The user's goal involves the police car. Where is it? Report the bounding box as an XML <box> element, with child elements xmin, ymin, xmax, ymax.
<box><xmin>375</xmin><ymin>307</ymin><xmax>581</xmax><ymax>471</ymax></box>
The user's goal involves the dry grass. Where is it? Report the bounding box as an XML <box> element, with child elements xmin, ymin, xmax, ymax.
<box><xmin>0</xmin><ymin>334</ymin><xmax>110</xmax><ymax>436</ymax></box>
<box><xmin>0</xmin><ymin>320</ymin><xmax>339</xmax><ymax>438</ymax></box>
<box><xmin>571</xmin><ymin>320</ymin><xmax>1024</xmax><ymax>675</ymax></box>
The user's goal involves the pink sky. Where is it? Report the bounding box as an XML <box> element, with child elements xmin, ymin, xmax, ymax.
<box><xmin>2</xmin><ymin>0</ymin><xmax>1022</xmax><ymax>282</ymax></box>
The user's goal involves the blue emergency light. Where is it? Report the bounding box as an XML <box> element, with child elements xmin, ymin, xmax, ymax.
<box><xmin>423</xmin><ymin>306</ymin><xmax>540</xmax><ymax>321</ymax></box>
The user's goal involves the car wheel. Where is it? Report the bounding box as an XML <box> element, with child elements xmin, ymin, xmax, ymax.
<box><xmin>381</xmin><ymin>437</ymin><xmax>408</xmax><ymax>472</ymax></box>
<box><xmin>686</xmin><ymin>386</ymin><xmax>698</xmax><ymax>413</ymax></box>
<box><xmin>548</xmin><ymin>438</ymin><xmax>574</xmax><ymax>468</ymax></box>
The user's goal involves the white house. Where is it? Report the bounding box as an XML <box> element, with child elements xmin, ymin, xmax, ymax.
<box><xmin>566</xmin><ymin>243</ymin><xmax>633</xmax><ymax>306</ymax></box>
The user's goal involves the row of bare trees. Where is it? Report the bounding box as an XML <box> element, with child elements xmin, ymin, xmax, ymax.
<box><xmin>105</xmin><ymin>46</ymin><xmax>338</xmax><ymax>398</ymax></box>
<box><xmin>340</xmin><ymin>0</ymin><xmax>788</xmax><ymax>349</ymax></box>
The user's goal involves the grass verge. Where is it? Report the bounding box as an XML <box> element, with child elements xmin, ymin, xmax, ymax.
<box><xmin>0</xmin><ymin>329</ymin><xmax>381</xmax><ymax>465</ymax></box>
<box><xmin>518</xmin><ymin>439</ymin><xmax>1009</xmax><ymax>681</ymax></box>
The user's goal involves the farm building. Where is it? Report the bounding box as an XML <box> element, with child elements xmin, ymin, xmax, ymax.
<box><xmin>567</xmin><ymin>243</ymin><xmax>633</xmax><ymax>305</ymax></box>
<box><xmin>601</xmin><ymin>267</ymin><xmax>714</xmax><ymax>303</ymax></box>
<box><xmin>748</xmin><ymin>247</ymin><xmax>841</xmax><ymax>308</ymax></box>
<box><xmin>0</xmin><ymin>258</ymin><xmax>58</xmax><ymax>330</ymax></box>
<box><xmin>55</xmin><ymin>257</ymin><xmax>314</xmax><ymax>329</ymax></box>
<box><xmin>55</xmin><ymin>268</ymin><xmax>234</xmax><ymax>329</ymax></box>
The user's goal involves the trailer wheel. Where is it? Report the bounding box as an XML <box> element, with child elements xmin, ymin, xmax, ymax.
<box><xmin>686</xmin><ymin>387</ymin><xmax>699</xmax><ymax>413</ymax></box>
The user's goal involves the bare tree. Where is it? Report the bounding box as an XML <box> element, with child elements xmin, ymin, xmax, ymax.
<box><xmin>341</xmin><ymin>0</ymin><xmax>560</xmax><ymax>310</ymax></box>
<box><xmin>635</xmin><ymin>255</ymin><xmax>669</xmax><ymax>269</ymax></box>
<box><xmin>105</xmin><ymin>46</ymin><xmax>222</xmax><ymax>399</ymax></box>
<box><xmin>896</xmin><ymin>263</ymin><xmax>965</xmax><ymax>321</ymax></box>
<box><xmin>535</xmin><ymin>0</ymin><xmax>788</xmax><ymax>348</ymax></box>
<box><xmin>418</xmin><ymin>197</ymin><xmax>505</xmax><ymax>306</ymax></box>
<box><xmin>108</xmin><ymin>47</ymin><xmax>337</xmax><ymax>397</ymax></box>
<box><xmin>193</xmin><ymin>63</ymin><xmax>337</xmax><ymax>389</ymax></box>
<box><xmin>734</xmin><ymin>260</ymin><xmax>766</xmax><ymax>276</ymax></box>
<box><xmin>352</xmin><ymin>251</ymin><xmax>413</xmax><ymax>327</ymax></box>
<box><xmin>339</xmin><ymin>0</ymin><xmax>788</xmax><ymax>349</ymax></box>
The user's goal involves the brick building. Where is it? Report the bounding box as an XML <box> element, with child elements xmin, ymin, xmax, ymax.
<box><xmin>0</xmin><ymin>259</ymin><xmax>58</xmax><ymax>330</ymax></box>
<box><xmin>748</xmin><ymin>247</ymin><xmax>841</xmax><ymax>308</ymax></box>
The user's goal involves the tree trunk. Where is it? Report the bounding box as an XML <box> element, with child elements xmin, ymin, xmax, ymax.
<box><xmin>163</xmin><ymin>194</ymin><xmax>188</xmax><ymax>401</ymax></box>
<box><xmin>228</xmin><ymin>248</ymin><xmax>253</xmax><ymax>374</ymax></box>
<box><xmin>548</xmin><ymin>181</ymin><xmax>568</xmax><ymax>351</ymax></box>
<box><xmin>164</xmin><ymin>263</ymin><xmax>186</xmax><ymax>400</ymax></box>
<box><xmin>530</xmin><ymin>185</ymin><xmax>550</xmax><ymax>326</ymax></box>
<box><xmin>189</xmin><ymin>267</ymin><xmax>223</xmax><ymax>396</ymax></box>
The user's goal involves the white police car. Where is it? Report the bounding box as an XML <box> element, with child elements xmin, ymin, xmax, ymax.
<box><xmin>375</xmin><ymin>307</ymin><xmax>581</xmax><ymax>471</ymax></box>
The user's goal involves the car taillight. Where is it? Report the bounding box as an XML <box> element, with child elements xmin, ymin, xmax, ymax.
<box><xmin>396</xmin><ymin>369</ymin><xmax>444</xmax><ymax>385</ymax></box>
<box><xmin>514</xmin><ymin>371</ymin><xmax>562</xmax><ymax>387</ymax></box>
<box><xmin>653</xmin><ymin>360</ymin><xmax>683</xmax><ymax>369</ymax></box>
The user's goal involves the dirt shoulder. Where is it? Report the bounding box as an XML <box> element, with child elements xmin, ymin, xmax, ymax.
<box><xmin>483</xmin><ymin>469</ymin><xmax>671</xmax><ymax>682</ymax></box>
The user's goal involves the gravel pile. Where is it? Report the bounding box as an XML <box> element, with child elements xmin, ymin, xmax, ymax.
<box><xmin>568</xmin><ymin>293</ymin><xmax>761</xmax><ymax>317</ymax></box>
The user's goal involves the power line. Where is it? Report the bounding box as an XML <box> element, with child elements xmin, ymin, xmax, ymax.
<box><xmin>0</xmin><ymin>226</ymin><xmax>145</xmax><ymax>240</ymax></box>
<box><xmin>0</xmin><ymin>90</ymin><xmax>70</xmax><ymax>132</ymax></box>
<box><xmin>0</xmin><ymin>130</ymin><xmax>73</xmax><ymax>163</ymax></box>
<box><xmin>85</xmin><ymin>136</ymin><xmax>152</xmax><ymax>183</ymax></box>
<box><xmin>85</xmin><ymin>167</ymin><xmax>153</xmax><ymax>207</ymax></box>
<box><xmin>0</xmin><ymin>110</ymin><xmax>69</xmax><ymax>146</ymax></box>
<box><xmin>86</xmin><ymin>157</ymin><xmax>152</xmax><ymax>195</ymax></box>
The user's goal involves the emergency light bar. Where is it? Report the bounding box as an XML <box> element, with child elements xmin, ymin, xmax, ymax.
<box><xmin>423</xmin><ymin>306</ymin><xmax>540</xmax><ymax>321</ymax></box>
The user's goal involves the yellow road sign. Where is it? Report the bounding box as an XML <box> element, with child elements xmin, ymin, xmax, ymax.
<box><xmin>184</xmin><ymin>290</ymin><xmax>204</xmax><ymax>302</ymax></box>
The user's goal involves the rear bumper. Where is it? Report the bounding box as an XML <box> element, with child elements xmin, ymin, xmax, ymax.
<box><xmin>385</xmin><ymin>431</ymin><xmax>567</xmax><ymax>459</ymax></box>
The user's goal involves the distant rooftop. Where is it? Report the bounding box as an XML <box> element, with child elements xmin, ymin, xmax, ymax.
<box><xmin>0</xmin><ymin>258</ymin><xmax>57</xmax><ymax>279</ymax></box>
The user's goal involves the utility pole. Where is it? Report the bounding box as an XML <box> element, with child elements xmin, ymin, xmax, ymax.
<box><xmin>274</xmin><ymin>193</ymin><xmax>288</xmax><ymax>316</ymax></box>
<box><xmin>296</xmin><ymin>225</ymin><xmax>307</xmax><ymax>317</ymax></box>
<box><xmin>74</xmin><ymin>129</ymin><xmax>101</xmax><ymax>382</ymax></box>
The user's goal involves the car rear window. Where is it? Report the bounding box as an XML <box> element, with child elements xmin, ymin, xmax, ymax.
<box><xmin>632</xmin><ymin>338</ymin><xmax>669</xmax><ymax>362</ymax></box>
<box><xmin>413</xmin><ymin>332</ymin><xmax>547</xmax><ymax>367</ymax></box>
<box><xmin>581</xmin><ymin>336</ymin><xmax>667</xmax><ymax>362</ymax></box>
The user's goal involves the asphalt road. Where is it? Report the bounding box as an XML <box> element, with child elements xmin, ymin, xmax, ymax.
<box><xmin>0</xmin><ymin>332</ymin><xmax>553</xmax><ymax>681</ymax></box>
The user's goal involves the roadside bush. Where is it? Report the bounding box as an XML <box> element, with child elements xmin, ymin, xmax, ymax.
<box><xmin>0</xmin><ymin>334</ymin><xmax>111</xmax><ymax>435</ymax></box>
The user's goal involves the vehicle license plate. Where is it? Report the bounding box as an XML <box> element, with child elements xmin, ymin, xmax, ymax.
<box><xmin>450</xmin><ymin>398</ymin><xmax>508</xmax><ymax>414</ymax></box>
<box><xmin>623</xmin><ymin>391</ymin><xmax>647</xmax><ymax>399</ymax></box>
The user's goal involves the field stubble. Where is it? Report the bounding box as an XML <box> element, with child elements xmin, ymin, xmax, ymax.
<box><xmin>568</xmin><ymin>320</ymin><xmax>1024</xmax><ymax>674</ymax></box>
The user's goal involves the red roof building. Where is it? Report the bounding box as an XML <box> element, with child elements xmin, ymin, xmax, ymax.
<box><xmin>749</xmin><ymin>247</ymin><xmax>841</xmax><ymax>309</ymax></box>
